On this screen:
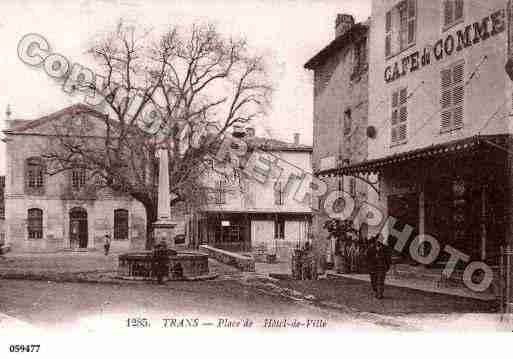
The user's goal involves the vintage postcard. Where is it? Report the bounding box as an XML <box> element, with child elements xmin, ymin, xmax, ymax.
<box><xmin>0</xmin><ymin>0</ymin><xmax>511</xmax><ymax>356</ymax></box>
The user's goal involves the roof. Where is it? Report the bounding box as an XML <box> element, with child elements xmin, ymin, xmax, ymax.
<box><xmin>304</xmin><ymin>23</ymin><xmax>368</xmax><ymax>70</ymax></box>
<box><xmin>245</xmin><ymin>136</ymin><xmax>312</xmax><ymax>152</ymax></box>
<box><xmin>2</xmin><ymin>104</ymin><xmax>312</xmax><ymax>152</ymax></box>
<box><xmin>4</xmin><ymin>103</ymin><xmax>106</xmax><ymax>134</ymax></box>
<box><xmin>317</xmin><ymin>134</ymin><xmax>511</xmax><ymax>177</ymax></box>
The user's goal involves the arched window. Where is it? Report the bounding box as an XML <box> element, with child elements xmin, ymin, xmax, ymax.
<box><xmin>114</xmin><ymin>209</ymin><xmax>129</xmax><ymax>240</ymax></box>
<box><xmin>27</xmin><ymin>208</ymin><xmax>43</xmax><ymax>239</ymax></box>
<box><xmin>26</xmin><ymin>157</ymin><xmax>44</xmax><ymax>190</ymax></box>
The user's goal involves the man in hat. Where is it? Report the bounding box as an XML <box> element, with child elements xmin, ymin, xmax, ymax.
<box><xmin>366</xmin><ymin>235</ymin><xmax>391</xmax><ymax>299</ymax></box>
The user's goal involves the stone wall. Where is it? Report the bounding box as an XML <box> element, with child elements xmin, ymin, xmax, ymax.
<box><xmin>199</xmin><ymin>245</ymin><xmax>255</xmax><ymax>272</ymax></box>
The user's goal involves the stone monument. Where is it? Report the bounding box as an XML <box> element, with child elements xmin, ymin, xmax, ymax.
<box><xmin>152</xmin><ymin>146</ymin><xmax>176</xmax><ymax>247</ymax></box>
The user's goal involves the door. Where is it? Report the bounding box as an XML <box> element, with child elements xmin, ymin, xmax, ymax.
<box><xmin>387</xmin><ymin>193</ymin><xmax>419</xmax><ymax>263</ymax></box>
<box><xmin>70</xmin><ymin>208</ymin><xmax>88</xmax><ymax>249</ymax></box>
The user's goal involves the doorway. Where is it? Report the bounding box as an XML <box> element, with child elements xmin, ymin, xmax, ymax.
<box><xmin>70</xmin><ymin>207</ymin><xmax>88</xmax><ymax>249</ymax></box>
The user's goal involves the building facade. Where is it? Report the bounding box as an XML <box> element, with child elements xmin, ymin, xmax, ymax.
<box><xmin>0</xmin><ymin>175</ymin><xmax>5</xmax><ymax>246</ymax></box>
<box><xmin>338</xmin><ymin>0</ymin><xmax>513</xmax><ymax>269</ymax></box>
<box><xmin>2</xmin><ymin>104</ymin><xmax>147</xmax><ymax>253</ymax></box>
<box><xmin>189</xmin><ymin>130</ymin><xmax>313</xmax><ymax>260</ymax></box>
<box><xmin>305</xmin><ymin>14</ymin><xmax>370</xmax><ymax>262</ymax></box>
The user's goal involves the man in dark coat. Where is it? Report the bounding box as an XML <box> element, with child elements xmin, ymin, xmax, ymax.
<box><xmin>366</xmin><ymin>235</ymin><xmax>391</xmax><ymax>299</ymax></box>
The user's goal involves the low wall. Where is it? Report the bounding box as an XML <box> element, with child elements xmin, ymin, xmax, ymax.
<box><xmin>199</xmin><ymin>245</ymin><xmax>255</xmax><ymax>272</ymax></box>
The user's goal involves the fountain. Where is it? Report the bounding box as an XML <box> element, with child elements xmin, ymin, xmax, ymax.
<box><xmin>117</xmin><ymin>145</ymin><xmax>213</xmax><ymax>281</ymax></box>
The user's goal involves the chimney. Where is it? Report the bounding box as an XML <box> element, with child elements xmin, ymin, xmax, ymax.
<box><xmin>293</xmin><ymin>133</ymin><xmax>300</xmax><ymax>145</ymax></box>
<box><xmin>232</xmin><ymin>125</ymin><xmax>245</xmax><ymax>138</ymax></box>
<box><xmin>335</xmin><ymin>14</ymin><xmax>355</xmax><ymax>38</ymax></box>
<box><xmin>245</xmin><ymin>127</ymin><xmax>256</xmax><ymax>137</ymax></box>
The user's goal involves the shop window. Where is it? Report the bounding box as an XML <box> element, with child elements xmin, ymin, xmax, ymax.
<box><xmin>114</xmin><ymin>209</ymin><xmax>129</xmax><ymax>240</ymax></box>
<box><xmin>274</xmin><ymin>218</ymin><xmax>285</xmax><ymax>239</ymax></box>
<box><xmin>343</xmin><ymin>109</ymin><xmax>352</xmax><ymax>136</ymax></box>
<box><xmin>27</xmin><ymin>208</ymin><xmax>43</xmax><ymax>239</ymax></box>
<box><xmin>443</xmin><ymin>0</ymin><xmax>464</xmax><ymax>30</ymax></box>
<box><xmin>71</xmin><ymin>167</ymin><xmax>86</xmax><ymax>190</ymax></box>
<box><xmin>385</xmin><ymin>0</ymin><xmax>416</xmax><ymax>57</ymax></box>
<box><xmin>274</xmin><ymin>181</ymin><xmax>286</xmax><ymax>205</ymax></box>
<box><xmin>26</xmin><ymin>157</ymin><xmax>44</xmax><ymax>190</ymax></box>
<box><xmin>441</xmin><ymin>61</ymin><xmax>465</xmax><ymax>132</ymax></box>
<box><xmin>391</xmin><ymin>87</ymin><xmax>408</xmax><ymax>145</ymax></box>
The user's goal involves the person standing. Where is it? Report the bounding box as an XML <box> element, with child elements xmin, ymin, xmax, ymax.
<box><xmin>104</xmin><ymin>234</ymin><xmax>111</xmax><ymax>256</ymax></box>
<box><xmin>366</xmin><ymin>235</ymin><xmax>391</xmax><ymax>299</ymax></box>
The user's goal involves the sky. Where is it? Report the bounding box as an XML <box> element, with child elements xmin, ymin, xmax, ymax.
<box><xmin>0</xmin><ymin>0</ymin><xmax>371</xmax><ymax>175</ymax></box>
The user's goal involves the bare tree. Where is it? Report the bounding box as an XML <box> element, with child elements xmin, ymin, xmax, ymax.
<box><xmin>42</xmin><ymin>20</ymin><xmax>272</xmax><ymax>247</ymax></box>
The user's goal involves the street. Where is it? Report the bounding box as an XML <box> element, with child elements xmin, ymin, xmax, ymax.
<box><xmin>0</xmin><ymin>278</ymin><xmax>386</xmax><ymax>331</ymax></box>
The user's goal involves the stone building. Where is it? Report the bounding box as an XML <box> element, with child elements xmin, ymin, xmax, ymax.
<box><xmin>188</xmin><ymin>128</ymin><xmax>313</xmax><ymax>260</ymax></box>
<box><xmin>305</xmin><ymin>14</ymin><xmax>370</xmax><ymax>262</ymax></box>
<box><xmin>337</xmin><ymin>0</ymin><xmax>513</xmax><ymax>271</ymax></box>
<box><xmin>2</xmin><ymin>104</ymin><xmax>147</xmax><ymax>253</ymax></box>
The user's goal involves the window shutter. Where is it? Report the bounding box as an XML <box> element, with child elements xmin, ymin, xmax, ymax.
<box><xmin>407</xmin><ymin>0</ymin><xmax>416</xmax><ymax>45</ymax></box>
<box><xmin>386</xmin><ymin>11</ymin><xmax>392</xmax><ymax>32</ymax></box>
<box><xmin>444</xmin><ymin>0</ymin><xmax>454</xmax><ymax>28</ymax></box>
<box><xmin>454</xmin><ymin>0</ymin><xmax>464</xmax><ymax>22</ymax></box>
<box><xmin>452</xmin><ymin>62</ymin><xmax>465</xmax><ymax>129</ymax></box>
<box><xmin>274</xmin><ymin>181</ymin><xmax>282</xmax><ymax>205</ymax></box>
<box><xmin>385</xmin><ymin>11</ymin><xmax>392</xmax><ymax>57</ymax></box>
<box><xmin>391</xmin><ymin>88</ymin><xmax>408</xmax><ymax>144</ymax></box>
<box><xmin>441</xmin><ymin>68</ymin><xmax>452</xmax><ymax>130</ymax></box>
<box><xmin>441</xmin><ymin>62</ymin><xmax>464</xmax><ymax>131</ymax></box>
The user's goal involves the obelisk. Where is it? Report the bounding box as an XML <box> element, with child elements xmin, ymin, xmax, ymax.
<box><xmin>152</xmin><ymin>145</ymin><xmax>176</xmax><ymax>247</ymax></box>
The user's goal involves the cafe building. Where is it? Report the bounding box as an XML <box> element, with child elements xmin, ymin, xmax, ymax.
<box><xmin>323</xmin><ymin>0</ymin><xmax>513</xmax><ymax>271</ymax></box>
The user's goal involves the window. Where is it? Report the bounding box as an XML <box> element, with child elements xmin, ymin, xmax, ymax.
<box><xmin>352</xmin><ymin>39</ymin><xmax>367</xmax><ymax>78</ymax></box>
<box><xmin>385</xmin><ymin>0</ymin><xmax>416</xmax><ymax>57</ymax></box>
<box><xmin>274</xmin><ymin>218</ymin><xmax>285</xmax><ymax>239</ymax></box>
<box><xmin>274</xmin><ymin>181</ymin><xmax>286</xmax><ymax>205</ymax></box>
<box><xmin>27</xmin><ymin>208</ymin><xmax>43</xmax><ymax>239</ymax></box>
<box><xmin>27</xmin><ymin>157</ymin><xmax>44</xmax><ymax>189</ymax></box>
<box><xmin>443</xmin><ymin>0</ymin><xmax>464</xmax><ymax>30</ymax></box>
<box><xmin>441</xmin><ymin>61</ymin><xmax>465</xmax><ymax>132</ymax></box>
<box><xmin>215</xmin><ymin>180</ymin><xmax>226</xmax><ymax>204</ymax></box>
<box><xmin>391</xmin><ymin>87</ymin><xmax>408</xmax><ymax>144</ymax></box>
<box><xmin>343</xmin><ymin>109</ymin><xmax>352</xmax><ymax>136</ymax></box>
<box><xmin>114</xmin><ymin>209</ymin><xmax>129</xmax><ymax>240</ymax></box>
<box><xmin>385</xmin><ymin>11</ymin><xmax>392</xmax><ymax>57</ymax></box>
<box><xmin>71</xmin><ymin>167</ymin><xmax>86</xmax><ymax>190</ymax></box>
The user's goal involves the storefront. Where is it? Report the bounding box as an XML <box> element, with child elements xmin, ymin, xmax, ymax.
<box><xmin>337</xmin><ymin>135</ymin><xmax>510</xmax><ymax>267</ymax></box>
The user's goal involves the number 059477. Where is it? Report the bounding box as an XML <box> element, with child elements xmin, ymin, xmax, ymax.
<box><xmin>9</xmin><ymin>345</ymin><xmax>40</xmax><ymax>353</ymax></box>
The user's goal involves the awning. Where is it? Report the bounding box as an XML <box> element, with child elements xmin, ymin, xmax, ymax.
<box><xmin>317</xmin><ymin>134</ymin><xmax>512</xmax><ymax>177</ymax></box>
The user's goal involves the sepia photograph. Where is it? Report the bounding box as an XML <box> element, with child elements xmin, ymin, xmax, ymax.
<box><xmin>0</xmin><ymin>0</ymin><xmax>511</xmax><ymax>356</ymax></box>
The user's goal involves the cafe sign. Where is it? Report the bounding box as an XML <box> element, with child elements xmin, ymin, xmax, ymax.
<box><xmin>384</xmin><ymin>9</ymin><xmax>506</xmax><ymax>83</ymax></box>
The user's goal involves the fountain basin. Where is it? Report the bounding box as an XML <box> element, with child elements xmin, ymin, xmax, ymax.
<box><xmin>118</xmin><ymin>250</ymin><xmax>214</xmax><ymax>281</ymax></box>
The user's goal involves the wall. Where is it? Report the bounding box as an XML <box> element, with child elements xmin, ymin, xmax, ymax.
<box><xmin>4</xmin><ymin>117</ymin><xmax>147</xmax><ymax>252</ymax></box>
<box><xmin>309</xmin><ymin>24</ymin><xmax>370</xmax><ymax>259</ymax></box>
<box><xmin>368</xmin><ymin>0</ymin><xmax>509</xmax><ymax>161</ymax></box>
<box><xmin>366</xmin><ymin>0</ymin><xmax>511</xmax><ymax>236</ymax></box>
<box><xmin>202</xmin><ymin>149</ymin><xmax>313</xmax><ymax>214</ymax></box>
